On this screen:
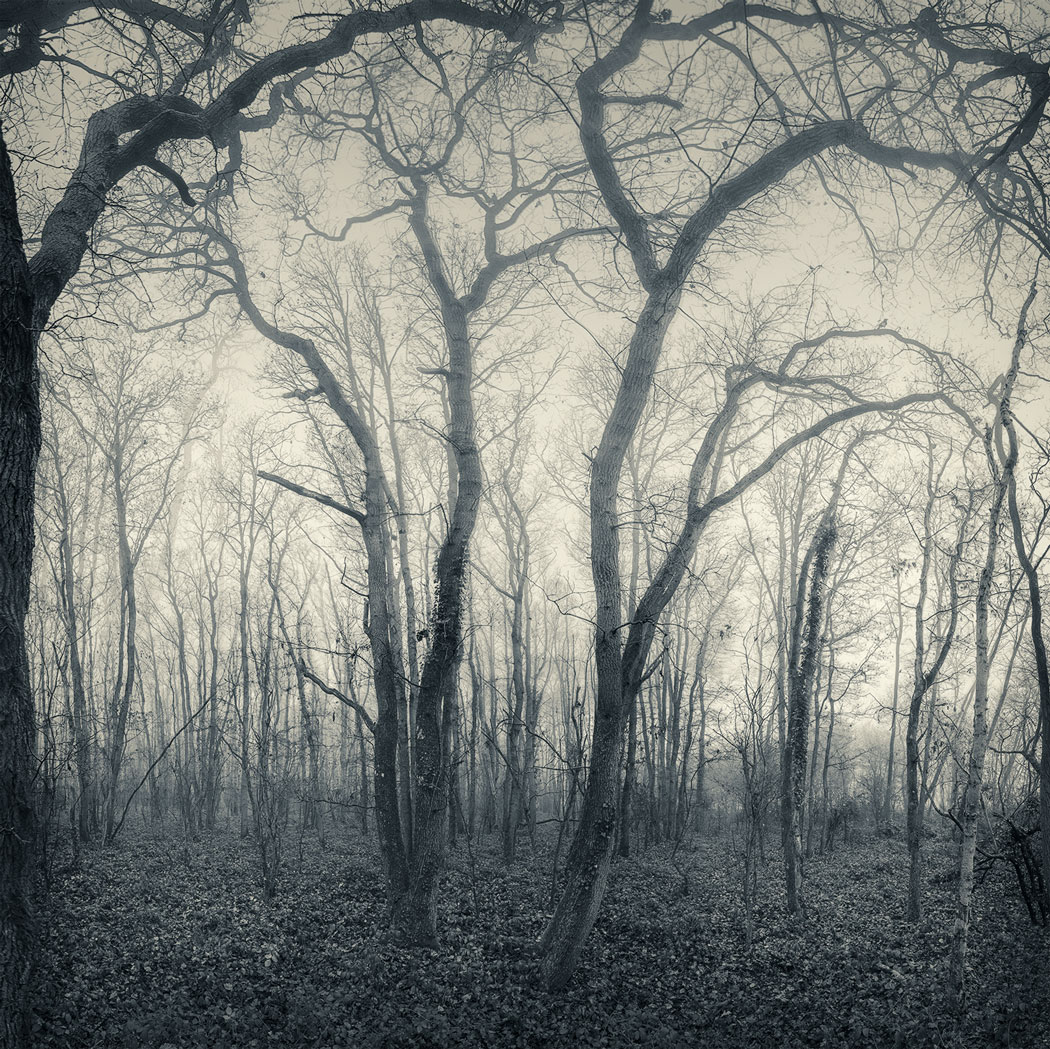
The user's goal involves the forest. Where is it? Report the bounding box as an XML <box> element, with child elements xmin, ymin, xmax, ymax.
<box><xmin>2</xmin><ymin>1</ymin><xmax>1050</xmax><ymax>1046</ymax></box>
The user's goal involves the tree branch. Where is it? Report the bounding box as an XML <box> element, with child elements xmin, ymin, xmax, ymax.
<box><xmin>300</xmin><ymin>663</ymin><xmax>376</xmax><ymax>734</ymax></box>
<box><xmin>257</xmin><ymin>470</ymin><xmax>366</xmax><ymax>525</ymax></box>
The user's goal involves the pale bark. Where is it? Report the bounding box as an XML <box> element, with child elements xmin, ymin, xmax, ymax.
<box><xmin>950</xmin><ymin>283</ymin><xmax>1036</xmax><ymax>1002</ymax></box>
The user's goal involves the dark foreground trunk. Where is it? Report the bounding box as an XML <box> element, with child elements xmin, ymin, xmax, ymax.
<box><xmin>0</xmin><ymin>121</ymin><xmax>40</xmax><ymax>1049</ymax></box>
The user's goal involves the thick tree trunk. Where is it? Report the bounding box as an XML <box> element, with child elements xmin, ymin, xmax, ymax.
<box><xmin>618</xmin><ymin>467</ymin><xmax>644</xmax><ymax>857</ymax></box>
<box><xmin>904</xmin><ymin>687</ymin><xmax>925</xmax><ymax>921</ymax></box>
<box><xmin>224</xmin><ymin>245</ymin><xmax>415</xmax><ymax>919</ymax></box>
<box><xmin>536</xmin><ymin>11</ymin><xmax>914</xmax><ymax>982</ymax></box>
<box><xmin>360</xmin><ymin>480</ymin><xmax>412</xmax><ymax>922</ymax></box>
<box><xmin>539</xmin><ymin>692</ymin><xmax>624</xmax><ymax>990</ymax></box>
<box><xmin>380</xmin><ymin>342</ymin><xmax>421</xmax><ymax>837</ymax></box>
<box><xmin>399</xmin><ymin>202</ymin><xmax>482</xmax><ymax>938</ymax></box>
<box><xmin>354</xmin><ymin>707</ymin><xmax>369</xmax><ymax>835</ymax></box>
<box><xmin>804</xmin><ymin>672</ymin><xmax>824</xmax><ymax>860</ymax></box>
<box><xmin>539</xmin><ymin>287</ymin><xmax>679</xmax><ymax>991</ymax></box>
<box><xmin>0</xmin><ymin>121</ymin><xmax>40</xmax><ymax>1049</ymax></box>
<box><xmin>380</xmin><ymin>519</ymin><xmax>414</xmax><ymax>862</ymax></box>
<box><xmin>618</xmin><ymin>694</ymin><xmax>639</xmax><ymax>858</ymax></box>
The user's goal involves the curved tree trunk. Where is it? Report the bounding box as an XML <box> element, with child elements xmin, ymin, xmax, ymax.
<box><xmin>539</xmin><ymin>289</ymin><xmax>679</xmax><ymax>991</ymax></box>
<box><xmin>402</xmin><ymin>288</ymin><xmax>481</xmax><ymax>943</ymax></box>
<box><xmin>950</xmin><ymin>283</ymin><xmax>1035</xmax><ymax>1003</ymax></box>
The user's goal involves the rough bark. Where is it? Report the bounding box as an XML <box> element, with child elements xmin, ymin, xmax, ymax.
<box><xmin>783</xmin><ymin>517</ymin><xmax>837</xmax><ymax>915</ymax></box>
<box><xmin>402</xmin><ymin>190</ymin><xmax>482</xmax><ymax>939</ymax></box>
<box><xmin>0</xmin><ymin>121</ymin><xmax>39</xmax><ymax>1049</ymax></box>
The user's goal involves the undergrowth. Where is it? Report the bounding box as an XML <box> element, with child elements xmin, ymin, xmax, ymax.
<box><xmin>33</xmin><ymin>827</ymin><xmax>1049</xmax><ymax>1048</ymax></box>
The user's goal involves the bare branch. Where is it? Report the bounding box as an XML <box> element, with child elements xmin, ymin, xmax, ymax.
<box><xmin>300</xmin><ymin>664</ymin><xmax>376</xmax><ymax>734</ymax></box>
<box><xmin>257</xmin><ymin>470</ymin><xmax>366</xmax><ymax>525</ymax></box>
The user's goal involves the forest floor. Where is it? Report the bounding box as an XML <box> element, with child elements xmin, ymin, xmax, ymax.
<box><xmin>32</xmin><ymin>824</ymin><xmax>1049</xmax><ymax>1049</ymax></box>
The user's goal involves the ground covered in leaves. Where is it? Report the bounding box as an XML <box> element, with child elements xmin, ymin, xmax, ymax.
<box><xmin>34</xmin><ymin>826</ymin><xmax>1048</xmax><ymax>1048</ymax></box>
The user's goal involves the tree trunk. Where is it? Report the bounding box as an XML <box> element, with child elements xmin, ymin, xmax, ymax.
<box><xmin>103</xmin><ymin>469</ymin><xmax>138</xmax><ymax>843</ymax></box>
<box><xmin>360</xmin><ymin>478</ymin><xmax>412</xmax><ymax>923</ymax></box>
<box><xmin>882</xmin><ymin>568</ymin><xmax>905</xmax><ymax>825</ymax></box>
<box><xmin>949</xmin><ymin>467</ymin><xmax>1003</xmax><ymax>1002</ymax></box>
<box><xmin>820</xmin><ymin>684</ymin><xmax>836</xmax><ymax>855</ymax></box>
<box><xmin>354</xmin><ymin>707</ymin><xmax>369</xmax><ymax>835</ymax></box>
<box><xmin>0</xmin><ymin>120</ymin><xmax>40</xmax><ymax>1049</ymax></box>
<box><xmin>618</xmin><ymin>693</ymin><xmax>639</xmax><ymax>858</ymax></box>
<box><xmin>906</xmin><ymin>455</ymin><xmax>967</xmax><ymax>922</ymax></box>
<box><xmin>950</xmin><ymin>283</ymin><xmax>1034</xmax><ymax>1003</ymax></box>
<box><xmin>502</xmin><ymin>574</ymin><xmax>527</xmax><ymax>864</ymax></box>
<box><xmin>400</xmin><ymin>215</ymin><xmax>482</xmax><ymax>940</ymax></box>
<box><xmin>782</xmin><ymin>518</ymin><xmax>837</xmax><ymax>915</ymax></box>
<box><xmin>1000</xmin><ymin>393</ymin><xmax>1050</xmax><ymax>912</ymax></box>
<box><xmin>539</xmin><ymin>282</ymin><xmax>682</xmax><ymax>992</ymax></box>
<box><xmin>58</xmin><ymin>525</ymin><xmax>94</xmax><ymax>841</ymax></box>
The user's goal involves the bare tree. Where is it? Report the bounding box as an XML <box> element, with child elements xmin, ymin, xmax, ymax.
<box><xmin>0</xmin><ymin>4</ymin><xmax>563</xmax><ymax>1032</ymax></box>
<box><xmin>781</xmin><ymin>448</ymin><xmax>852</xmax><ymax>916</ymax></box>
<box><xmin>950</xmin><ymin>283</ymin><xmax>1038</xmax><ymax>1004</ymax></box>
<box><xmin>905</xmin><ymin>446</ymin><xmax>971</xmax><ymax>922</ymax></box>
